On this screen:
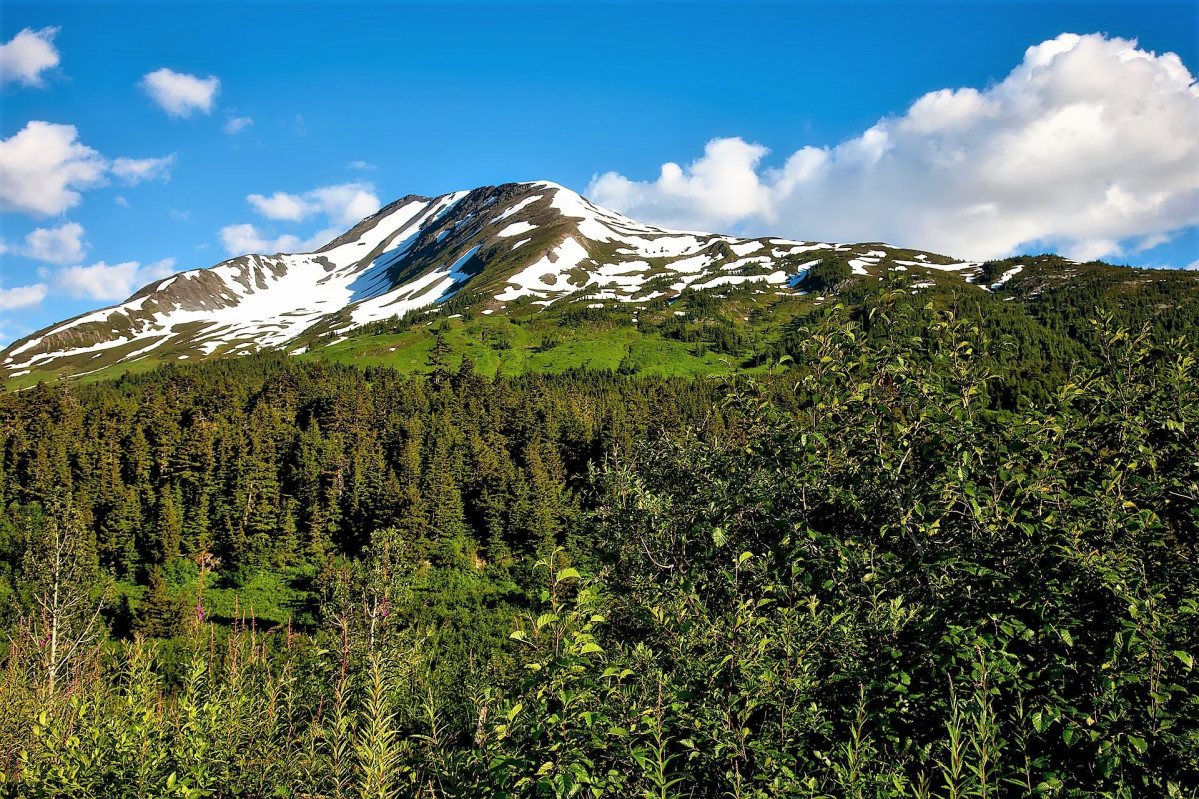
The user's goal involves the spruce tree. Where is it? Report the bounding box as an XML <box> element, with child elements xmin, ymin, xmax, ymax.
<box><xmin>135</xmin><ymin>565</ymin><xmax>182</xmax><ymax>638</ymax></box>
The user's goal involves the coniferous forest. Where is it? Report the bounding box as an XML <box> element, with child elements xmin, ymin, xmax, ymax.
<box><xmin>0</xmin><ymin>291</ymin><xmax>1196</xmax><ymax>797</ymax></box>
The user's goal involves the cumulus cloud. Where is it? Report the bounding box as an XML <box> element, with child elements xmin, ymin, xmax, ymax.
<box><xmin>111</xmin><ymin>154</ymin><xmax>175</xmax><ymax>185</ymax></box>
<box><xmin>218</xmin><ymin>223</ymin><xmax>340</xmax><ymax>257</ymax></box>
<box><xmin>0</xmin><ymin>121</ymin><xmax>175</xmax><ymax>216</ymax></box>
<box><xmin>222</xmin><ymin>182</ymin><xmax>380</xmax><ymax>256</ymax></box>
<box><xmin>0</xmin><ymin>282</ymin><xmax>48</xmax><ymax>310</ymax></box>
<box><xmin>247</xmin><ymin>191</ymin><xmax>319</xmax><ymax>222</ymax></box>
<box><xmin>347</xmin><ymin>160</ymin><xmax>376</xmax><ymax>171</ymax></box>
<box><xmin>247</xmin><ymin>182</ymin><xmax>379</xmax><ymax>227</ymax></box>
<box><xmin>589</xmin><ymin>33</ymin><xmax>1199</xmax><ymax>262</ymax></box>
<box><xmin>224</xmin><ymin>116</ymin><xmax>253</xmax><ymax>134</ymax></box>
<box><xmin>0</xmin><ymin>121</ymin><xmax>107</xmax><ymax>215</ymax></box>
<box><xmin>22</xmin><ymin>222</ymin><xmax>87</xmax><ymax>264</ymax></box>
<box><xmin>0</xmin><ymin>27</ymin><xmax>60</xmax><ymax>87</ymax></box>
<box><xmin>140</xmin><ymin>68</ymin><xmax>219</xmax><ymax>118</ymax></box>
<box><xmin>308</xmin><ymin>183</ymin><xmax>381</xmax><ymax>227</ymax></box>
<box><xmin>54</xmin><ymin>258</ymin><xmax>177</xmax><ymax>302</ymax></box>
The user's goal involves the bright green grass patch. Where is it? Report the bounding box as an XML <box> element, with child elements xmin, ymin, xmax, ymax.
<box><xmin>201</xmin><ymin>567</ymin><xmax>317</xmax><ymax>628</ymax></box>
<box><xmin>309</xmin><ymin>314</ymin><xmax>763</xmax><ymax>378</ymax></box>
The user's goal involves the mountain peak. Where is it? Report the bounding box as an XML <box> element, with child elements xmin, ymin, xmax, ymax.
<box><xmin>2</xmin><ymin>180</ymin><xmax>984</xmax><ymax>383</ymax></box>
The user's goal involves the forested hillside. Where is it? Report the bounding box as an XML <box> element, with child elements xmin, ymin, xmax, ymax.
<box><xmin>0</xmin><ymin>288</ymin><xmax>1196</xmax><ymax>797</ymax></box>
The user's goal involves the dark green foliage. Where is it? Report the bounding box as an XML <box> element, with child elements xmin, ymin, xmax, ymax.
<box><xmin>595</xmin><ymin>304</ymin><xmax>1199</xmax><ymax>797</ymax></box>
<box><xmin>0</xmin><ymin>359</ymin><xmax>725</xmax><ymax>596</ymax></box>
<box><xmin>134</xmin><ymin>565</ymin><xmax>183</xmax><ymax>639</ymax></box>
<box><xmin>802</xmin><ymin>255</ymin><xmax>853</xmax><ymax>291</ymax></box>
<box><xmin>0</xmin><ymin>292</ymin><xmax>1196</xmax><ymax>797</ymax></box>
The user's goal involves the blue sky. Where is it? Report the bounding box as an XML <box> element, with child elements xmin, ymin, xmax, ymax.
<box><xmin>1</xmin><ymin>1</ymin><xmax>1197</xmax><ymax>345</ymax></box>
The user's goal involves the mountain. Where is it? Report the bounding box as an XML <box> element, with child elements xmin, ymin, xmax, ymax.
<box><xmin>3</xmin><ymin>181</ymin><xmax>1197</xmax><ymax>387</ymax></box>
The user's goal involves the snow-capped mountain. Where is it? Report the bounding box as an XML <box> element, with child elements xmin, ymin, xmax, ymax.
<box><xmin>2</xmin><ymin>181</ymin><xmax>983</xmax><ymax>380</ymax></box>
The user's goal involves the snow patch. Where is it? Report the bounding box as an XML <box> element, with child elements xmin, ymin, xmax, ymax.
<box><xmin>498</xmin><ymin>221</ymin><xmax>537</xmax><ymax>238</ymax></box>
<box><xmin>990</xmin><ymin>265</ymin><xmax>1024</xmax><ymax>290</ymax></box>
<box><xmin>496</xmin><ymin>237</ymin><xmax>590</xmax><ymax>302</ymax></box>
<box><xmin>490</xmin><ymin>195</ymin><xmax>543</xmax><ymax>223</ymax></box>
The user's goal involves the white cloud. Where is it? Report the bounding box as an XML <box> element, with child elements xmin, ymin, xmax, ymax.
<box><xmin>0</xmin><ymin>282</ymin><xmax>49</xmax><ymax>310</ymax></box>
<box><xmin>111</xmin><ymin>154</ymin><xmax>175</xmax><ymax>184</ymax></box>
<box><xmin>0</xmin><ymin>27</ymin><xmax>60</xmax><ymax>87</ymax></box>
<box><xmin>589</xmin><ymin>33</ymin><xmax>1199</xmax><ymax>262</ymax></box>
<box><xmin>140</xmin><ymin>68</ymin><xmax>219</xmax><ymax>118</ymax></box>
<box><xmin>0</xmin><ymin>121</ymin><xmax>107</xmax><ymax>215</ymax></box>
<box><xmin>247</xmin><ymin>191</ymin><xmax>319</xmax><ymax>221</ymax></box>
<box><xmin>54</xmin><ymin>258</ymin><xmax>177</xmax><ymax>302</ymax></box>
<box><xmin>219</xmin><ymin>223</ymin><xmax>339</xmax><ymax>257</ymax></box>
<box><xmin>224</xmin><ymin>116</ymin><xmax>253</xmax><ymax>134</ymax></box>
<box><xmin>115</xmin><ymin>195</ymin><xmax>130</xmax><ymax>208</ymax></box>
<box><xmin>307</xmin><ymin>183</ymin><xmax>381</xmax><ymax>227</ymax></box>
<box><xmin>22</xmin><ymin>222</ymin><xmax>86</xmax><ymax>264</ymax></box>
<box><xmin>246</xmin><ymin>183</ymin><xmax>378</xmax><ymax>226</ymax></box>
<box><xmin>222</xmin><ymin>182</ymin><xmax>380</xmax><ymax>256</ymax></box>
<box><xmin>347</xmin><ymin>160</ymin><xmax>376</xmax><ymax>170</ymax></box>
<box><xmin>0</xmin><ymin>122</ymin><xmax>174</xmax><ymax>216</ymax></box>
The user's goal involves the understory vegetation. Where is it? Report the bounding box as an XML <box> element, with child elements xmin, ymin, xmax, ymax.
<box><xmin>0</xmin><ymin>291</ymin><xmax>1196</xmax><ymax>797</ymax></box>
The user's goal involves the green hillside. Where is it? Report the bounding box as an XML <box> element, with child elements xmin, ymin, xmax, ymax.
<box><xmin>9</xmin><ymin>255</ymin><xmax>1198</xmax><ymax>395</ymax></box>
<box><xmin>1</xmin><ymin>263</ymin><xmax>1197</xmax><ymax>797</ymax></box>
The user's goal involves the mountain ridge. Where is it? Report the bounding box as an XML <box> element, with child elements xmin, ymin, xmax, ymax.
<box><xmin>5</xmin><ymin>179</ymin><xmax>1193</xmax><ymax>387</ymax></box>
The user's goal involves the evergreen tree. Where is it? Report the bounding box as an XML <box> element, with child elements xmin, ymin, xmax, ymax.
<box><xmin>154</xmin><ymin>484</ymin><xmax>183</xmax><ymax>563</ymax></box>
<box><xmin>134</xmin><ymin>565</ymin><xmax>182</xmax><ymax>638</ymax></box>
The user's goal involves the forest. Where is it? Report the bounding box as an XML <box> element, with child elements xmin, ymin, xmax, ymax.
<box><xmin>0</xmin><ymin>288</ymin><xmax>1195</xmax><ymax>798</ymax></box>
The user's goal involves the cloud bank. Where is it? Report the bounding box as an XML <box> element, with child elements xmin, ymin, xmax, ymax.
<box><xmin>589</xmin><ymin>33</ymin><xmax>1199</xmax><ymax>262</ymax></box>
